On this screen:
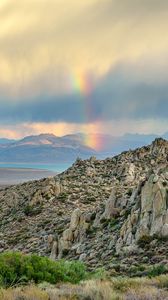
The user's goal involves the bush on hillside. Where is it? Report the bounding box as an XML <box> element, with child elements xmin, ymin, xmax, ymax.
<box><xmin>147</xmin><ymin>264</ymin><xmax>167</xmax><ymax>278</ymax></box>
<box><xmin>0</xmin><ymin>252</ymin><xmax>86</xmax><ymax>287</ymax></box>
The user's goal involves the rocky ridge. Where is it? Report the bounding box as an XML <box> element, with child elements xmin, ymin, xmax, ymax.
<box><xmin>0</xmin><ymin>138</ymin><xmax>167</xmax><ymax>275</ymax></box>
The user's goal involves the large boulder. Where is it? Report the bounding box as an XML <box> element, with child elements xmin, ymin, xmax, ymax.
<box><xmin>55</xmin><ymin>208</ymin><xmax>90</xmax><ymax>259</ymax></box>
<box><xmin>70</xmin><ymin>208</ymin><xmax>82</xmax><ymax>231</ymax></box>
<box><xmin>102</xmin><ymin>188</ymin><xmax>120</xmax><ymax>220</ymax></box>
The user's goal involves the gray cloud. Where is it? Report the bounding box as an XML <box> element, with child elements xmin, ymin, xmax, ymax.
<box><xmin>93</xmin><ymin>66</ymin><xmax>168</xmax><ymax>120</ymax></box>
<box><xmin>93</xmin><ymin>0</ymin><xmax>168</xmax><ymax>21</ymax></box>
<box><xmin>0</xmin><ymin>94</ymin><xmax>84</xmax><ymax>124</ymax></box>
<box><xmin>0</xmin><ymin>63</ymin><xmax>167</xmax><ymax>125</ymax></box>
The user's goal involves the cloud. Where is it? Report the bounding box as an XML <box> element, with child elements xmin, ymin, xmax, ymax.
<box><xmin>0</xmin><ymin>0</ymin><xmax>168</xmax><ymax>97</ymax></box>
<box><xmin>0</xmin><ymin>61</ymin><xmax>167</xmax><ymax>126</ymax></box>
<box><xmin>94</xmin><ymin>0</ymin><xmax>168</xmax><ymax>18</ymax></box>
<box><xmin>0</xmin><ymin>118</ymin><xmax>167</xmax><ymax>140</ymax></box>
<box><xmin>0</xmin><ymin>0</ymin><xmax>167</xmax><ymax>136</ymax></box>
<box><xmin>93</xmin><ymin>63</ymin><xmax>168</xmax><ymax>120</ymax></box>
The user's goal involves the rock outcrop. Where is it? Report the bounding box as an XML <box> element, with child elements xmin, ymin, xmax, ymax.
<box><xmin>116</xmin><ymin>171</ymin><xmax>168</xmax><ymax>252</ymax></box>
<box><xmin>52</xmin><ymin>208</ymin><xmax>91</xmax><ymax>259</ymax></box>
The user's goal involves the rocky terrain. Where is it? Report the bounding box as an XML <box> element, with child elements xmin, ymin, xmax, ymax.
<box><xmin>0</xmin><ymin>138</ymin><xmax>167</xmax><ymax>275</ymax></box>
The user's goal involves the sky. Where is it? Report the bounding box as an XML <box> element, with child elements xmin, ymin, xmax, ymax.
<box><xmin>0</xmin><ymin>0</ymin><xmax>168</xmax><ymax>146</ymax></box>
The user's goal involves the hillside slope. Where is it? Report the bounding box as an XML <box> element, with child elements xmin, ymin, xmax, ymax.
<box><xmin>0</xmin><ymin>138</ymin><xmax>167</xmax><ymax>275</ymax></box>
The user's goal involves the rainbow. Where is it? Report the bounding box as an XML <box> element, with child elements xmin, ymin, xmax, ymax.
<box><xmin>66</xmin><ymin>71</ymin><xmax>104</xmax><ymax>151</ymax></box>
<box><xmin>84</xmin><ymin>132</ymin><xmax>104</xmax><ymax>151</ymax></box>
<box><xmin>67</xmin><ymin>71</ymin><xmax>93</xmax><ymax>96</ymax></box>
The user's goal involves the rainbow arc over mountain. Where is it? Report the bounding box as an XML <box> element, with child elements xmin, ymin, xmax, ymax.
<box><xmin>66</xmin><ymin>71</ymin><xmax>103</xmax><ymax>151</ymax></box>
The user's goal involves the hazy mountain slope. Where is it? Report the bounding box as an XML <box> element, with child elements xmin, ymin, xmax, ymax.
<box><xmin>0</xmin><ymin>134</ymin><xmax>96</xmax><ymax>163</ymax></box>
<box><xmin>0</xmin><ymin>138</ymin><xmax>16</xmax><ymax>145</ymax></box>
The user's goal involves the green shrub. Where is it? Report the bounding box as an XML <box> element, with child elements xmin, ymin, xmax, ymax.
<box><xmin>0</xmin><ymin>252</ymin><xmax>86</xmax><ymax>287</ymax></box>
<box><xmin>24</xmin><ymin>205</ymin><xmax>42</xmax><ymax>216</ymax></box>
<box><xmin>128</xmin><ymin>264</ymin><xmax>146</xmax><ymax>276</ymax></box>
<box><xmin>57</xmin><ymin>193</ymin><xmax>68</xmax><ymax>202</ymax></box>
<box><xmin>109</xmin><ymin>218</ymin><xmax>119</xmax><ymax>227</ymax></box>
<box><xmin>137</xmin><ymin>235</ymin><xmax>153</xmax><ymax>248</ymax></box>
<box><xmin>124</xmin><ymin>208</ymin><xmax>132</xmax><ymax>219</ymax></box>
<box><xmin>90</xmin><ymin>267</ymin><xmax>108</xmax><ymax>280</ymax></box>
<box><xmin>126</xmin><ymin>188</ymin><xmax>133</xmax><ymax>197</ymax></box>
<box><xmin>147</xmin><ymin>264</ymin><xmax>167</xmax><ymax>278</ymax></box>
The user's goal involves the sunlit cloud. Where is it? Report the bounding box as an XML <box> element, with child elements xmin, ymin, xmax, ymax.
<box><xmin>0</xmin><ymin>118</ymin><xmax>167</xmax><ymax>139</ymax></box>
<box><xmin>0</xmin><ymin>0</ymin><xmax>167</xmax><ymax>138</ymax></box>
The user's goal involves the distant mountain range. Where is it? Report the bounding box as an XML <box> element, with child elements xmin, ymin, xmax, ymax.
<box><xmin>0</xmin><ymin>138</ymin><xmax>16</xmax><ymax>144</ymax></box>
<box><xmin>0</xmin><ymin>133</ymin><xmax>96</xmax><ymax>163</ymax></box>
<box><xmin>0</xmin><ymin>132</ymin><xmax>167</xmax><ymax>163</ymax></box>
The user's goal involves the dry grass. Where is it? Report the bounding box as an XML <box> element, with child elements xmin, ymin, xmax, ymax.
<box><xmin>0</xmin><ymin>286</ymin><xmax>49</xmax><ymax>300</ymax></box>
<box><xmin>124</xmin><ymin>286</ymin><xmax>168</xmax><ymax>300</ymax></box>
<box><xmin>1</xmin><ymin>276</ymin><xmax>168</xmax><ymax>300</ymax></box>
<box><xmin>47</xmin><ymin>280</ymin><xmax>119</xmax><ymax>300</ymax></box>
<box><xmin>153</xmin><ymin>274</ymin><xmax>168</xmax><ymax>289</ymax></box>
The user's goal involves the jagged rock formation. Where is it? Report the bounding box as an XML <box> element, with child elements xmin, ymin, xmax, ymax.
<box><xmin>116</xmin><ymin>171</ymin><xmax>168</xmax><ymax>251</ymax></box>
<box><xmin>0</xmin><ymin>138</ymin><xmax>167</xmax><ymax>274</ymax></box>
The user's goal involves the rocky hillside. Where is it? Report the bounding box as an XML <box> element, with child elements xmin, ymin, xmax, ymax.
<box><xmin>0</xmin><ymin>138</ymin><xmax>167</xmax><ymax>275</ymax></box>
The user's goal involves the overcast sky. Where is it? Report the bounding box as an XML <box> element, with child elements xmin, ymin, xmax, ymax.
<box><xmin>0</xmin><ymin>0</ymin><xmax>168</xmax><ymax>140</ymax></box>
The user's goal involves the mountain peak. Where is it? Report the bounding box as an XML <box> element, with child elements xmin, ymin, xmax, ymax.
<box><xmin>150</xmin><ymin>137</ymin><xmax>168</xmax><ymax>155</ymax></box>
<box><xmin>152</xmin><ymin>137</ymin><xmax>167</xmax><ymax>144</ymax></box>
<box><xmin>38</xmin><ymin>133</ymin><xmax>58</xmax><ymax>138</ymax></box>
